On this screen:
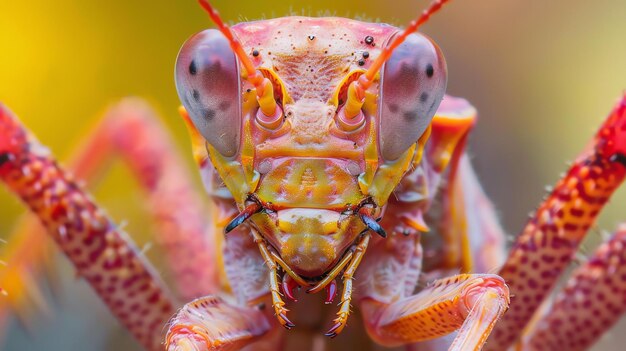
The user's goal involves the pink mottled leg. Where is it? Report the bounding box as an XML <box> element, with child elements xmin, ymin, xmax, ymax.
<box><xmin>519</xmin><ymin>225</ymin><xmax>626</xmax><ymax>351</ymax></box>
<box><xmin>69</xmin><ymin>99</ymin><xmax>218</xmax><ymax>300</ymax></box>
<box><xmin>1</xmin><ymin>98</ymin><xmax>217</xmax><ymax>329</ymax></box>
<box><xmin>487</xmin><ymin>94</ymin><xmax>626</xmax><ymax>349</ymax></box>
<box><xmin>0</xmin><ymin>103</ymin><xmax>176</xmax><ymax>350</ymax></box>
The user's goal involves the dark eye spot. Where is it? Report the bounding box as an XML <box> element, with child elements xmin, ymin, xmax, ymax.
<box><xmin>358</xmin><ymin>59</ymin><xmax>365</xmax><ymax>66</ymax></box>
<box><xmin>308</xmin><ymin>35</ymin><xmax>316</xmax><ymax>41</ymax></box>
<box><xmin>426</xmin><ymin>64</ymin><xmax>434</xmax><ymax>78</ymax></box>
<box><xmin>218</xmin><ymin>101</ymin><xmax>231</xmax><ymax>111</ymax></box>
<box><xmin>403</xmin><ymin>110</ymin><xmax>419</xmax><ymax>121</ymax></box>
<box><xmin>362</xmin><ymin>51</ymin><xmax>370</xmax><ymax>59</ymax></box>
<box><xmin>252</xmin><ymin>50</ymin><xmax>259</xmax><ymax>57</ymax></box>
<box><xmin>364</xmin><ymin>36</ymin><xmax>374</xmax><ymax>45</ymax></box>
<box><xmin>189</xmin><ymin>60</ymin><xmax>197</xmax><ymax>75</ymax></box>
<box><xmin>202</xmin><ymin>108</ymin><xmax>216</xmax><ymax>121</ymax></box>
<box><xmin>420</xmin><ymin>92</ymin><xmax>428</xmax><ymax>103</ymax></box>
<box><xmin>192</xmin><ymin>89</ymin><xmax>200</xmax><ymax>101</ymax></box>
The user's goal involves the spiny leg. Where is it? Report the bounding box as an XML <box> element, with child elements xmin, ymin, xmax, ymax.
<box><xmin>1</xmin><ymin>99</ymin><xmax>218</xmax><ymax>306</ymax></box>
<box><xmin>250</xmin><ymin>229</ymin><xmax>294</xmax><ymax>329</ymax></box>
<box><xmin>519</xmin><ymin>225</ymin><xmax>626</xmax><ymax>351</ymax></box>
<box><xmin>325</xmin><ymin>233</ymin><xmax>370</xmax><ymax>337</ymax></box>
<box><xmin>486</xmin><ymin>94</ymin><xmax>626</xmax><ymax>349</ymax></box>
<box><xmin>361</xmin><ymin>274</ymin><xmax>509</xmax><ymax>350</ymax></box>
<box><xmin>0</xmin><ymin>103</ymin><xmax>177</xmax><ymax>350</ymax></box>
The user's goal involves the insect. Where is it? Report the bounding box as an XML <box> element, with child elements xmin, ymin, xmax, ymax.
<box><xmin>1</xmin><ymin>0</ymin><xmax>625</xmax><ymax>350</ymax></box>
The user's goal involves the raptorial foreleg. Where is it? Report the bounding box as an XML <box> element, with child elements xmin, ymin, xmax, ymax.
<box><xmin>165</xmin><ymin>296</ymin><xmax>273</xmax><ymax>351</ymax></box>
<box><xmin>361</xmin><ymin>274</ymin><xmax>509</xmax><ymax>350</ymax></box>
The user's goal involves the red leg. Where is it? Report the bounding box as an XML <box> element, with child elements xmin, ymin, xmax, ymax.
<box><xmin>487</xmin><ymin>94</ymin><xmax>626</xmax><ymax>349</ymax></box>
<box><xmin>0</xmin><ymin>102</ymin><xmax>178</xmax><ymax>350</ymax></box>
<box><xmin>520</xmin><ymin>225</ymin><xmax>626</xmax><ymax>351</ymax></box>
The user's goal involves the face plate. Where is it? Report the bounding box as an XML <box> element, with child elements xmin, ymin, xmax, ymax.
<box><xmin>180</xmin><ymin>17</ymin><xmax>444</xmax><ymax>278</ymax></box>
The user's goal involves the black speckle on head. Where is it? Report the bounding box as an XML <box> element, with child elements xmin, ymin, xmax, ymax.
<box><xmin>202</xmin><ymin>108</ymin><xmax>216</xmax><ymax>121</ymax></box>
<box><xmin>246</xmin><ymin>88</ymin><xmax>252</xmax><ymax>93</ymax></box>
<box><xmin>189</xmin><ymin>60</ymin><xmax>197</xmax><ymax>75</ymax></box>
<box><xmin>252</xmin><ymin>50</ymin><xmax>259</xmax><ymax>57</ymax></box>
<box><xmin>358</xmin><ymin>59</ymin><xmax>365</xmax><ymax>66</ymax></box>
<box><xmin>364</xmin><ymin>36</ymin><xmax>374</xmax><ymax>45</ymax></box>
<box><xmin>403</xmin><ymin>110</ymin><xmax>419</xmax><ymax>121</ymax></box>
<box><xmin>420</xmin><ymin>92</ymin><xmax>428</xmax><ymax>103</ymax></box>
<box><xmin>218</xmin><ymin>101</ymin><xmax>231</xmax><ymax>111</ymax></box>
<box><xmin>308</xmin><ymin>35</ymin><xmax>316</xmax><ymax>41</ymax></box>
<box><xmin>388</xmin><ymin>103</ymin><xmax>399</xmax><ymax>113</ymax></box>
<box><xmin>362</xmin><ymin>51</ymin><xmax>370</xmax><ymax>59</ymax></box>
<box><xmin>192</xmin><ymin>89</ymin><xmax>200</xmax><ymax>101</ymax></box>
<box><xmin>426</xmin><ymin>64</ymin><xmax>434</xmax><ymax>78</ymax></box>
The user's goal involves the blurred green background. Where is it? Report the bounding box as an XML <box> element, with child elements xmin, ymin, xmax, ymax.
<box><xmin>0</xmin><ymin>0</ymin><xmax>625</xmax><ymax>350</ymax></box>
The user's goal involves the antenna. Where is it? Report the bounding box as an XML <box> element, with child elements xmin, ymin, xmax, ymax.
<box><xmin>198</xmin><ymin>0</ymin><xmax>279</xmax><ymax>118</ymax></box>
<box><xmin>343</xmin><ymin>0</ymin><xmax>451</xmax><ymax>119</ymax></box>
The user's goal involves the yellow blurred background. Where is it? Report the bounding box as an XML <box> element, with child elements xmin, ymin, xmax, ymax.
<box><xmin>0</xmin><ymin>0</ymin><xmax>625</xmax><ymax>350</ymax></box>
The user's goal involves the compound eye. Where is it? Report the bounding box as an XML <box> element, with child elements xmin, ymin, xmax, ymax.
<box><xmin>379</xmin><ymin>33</ymin><xmax>447</xmax><ymax>160</ymax></box>
<box><xmin>176</xmin><ymin>29</ymin><xmax>241</xmax><ymax>157</ymax></box>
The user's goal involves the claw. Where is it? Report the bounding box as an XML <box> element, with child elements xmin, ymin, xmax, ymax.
<box><xmin>324</xmin><ymin>279</ymin><xmax>337</xmax><ymax>304</ymax></box>
<box><xmin>325</xmin><ymin>322</ymin><xmax>342</xmax><ymax>338</ymax></box>
<box><xmin>281</xmin><ymin>274</ymin><xmax>299</xmax><ymax>302</ymax></box>
<box><xmin>225</xmin><ymin>202</ymin><xmax>262</xmax><ymax>233</ymax></box>
<box><xmin>358</xmin><ymin>211</ymin><xmax>386</xmax><ymax>238</ymax></box>
<box><xmin>278</xmin><ymin>312</ymin><xmax>295</xmax><ymax>329</ymax></box>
